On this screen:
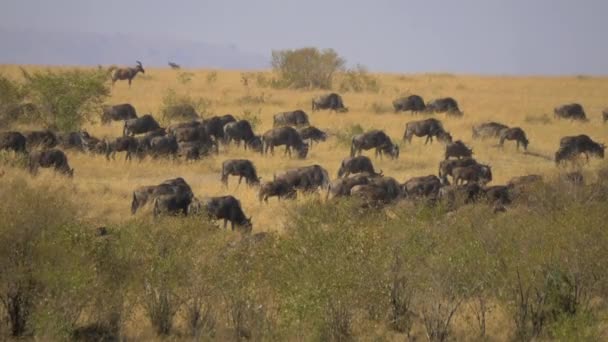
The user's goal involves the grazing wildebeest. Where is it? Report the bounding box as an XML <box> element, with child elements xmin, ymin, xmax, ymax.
<box><xmin>131</xmin><ymin>177</ymin><xmax>192</xmax><ymax>214</ymax></box>
<box><xmin>403</xmin><ymin>118</ymin><xmax>452</xmax><ymax>144</ymax></box>
<box><xmin>401</xmin><ymin>175</ymin><xmax>442</xmax><ymax>198</ymax></box>
<box><xmin>25</xmin><ymin>130</ymin><xmax>58</xmax><ymax>149</ymax></box>
<box><xmin>483</xmin><ymin>186</ymin><xmax>512</xmax><ymax>205</ymax></box>
<box><xmin>603</xmin><ymin>109</ymin><xmax>608</xmax><ymax>123</ymax></box>
<box><xmin>350</xmin><ymin>176</ymin><xmax>401</xmax><ymax>206</ymax></box>
<box><xmin>202</xmin><ymin>115</ymin><xmax>236</xmax><ymax>141</ymax></box>
<box><xmin>438</xmin><ymin>157</ymin><xmax>479</xmax><ymax>185</ymax></box>
<box><xmin>224</xmin><ymin>120</ymin><xmax>256</xmax><ymax>147</ymax></box>
<box><xmin>172</xmin><ymin>125</ymin><xmax>214</xmax><ymax>146</ymax></box>
<box><xmin>554</xmin><ymin>103</ymin><xmax>587</xmax><ymax>121</ymax></box>
<box><xmin>297</xmin><ymin>126</ymin><xmax>327</xmax><ymax>147</ymax></box>
<box><xmin>148</xmin><ymin>135</ymin><xmax>178</xmax><ymax>158</ymax></box>
<box><xmin>438</xmin><ymin>183</ymin><xmax>483</xmax><ymax>207</ymax></box>
<box><xmin>123</xmin><ymin>114</ymin><xmax>161</xmax><ymax>136</ymax></box>
<box><xmin>57</xmin><ymin>131</ymin><xmax>93</xmax><ymax>151</ymax></box>
<box><xmin>104</xmin><ymin>136</ymin><xmax>140</xmax><ymax>160</ymax></box>
<box><xmin>221</xmin><ymin>159</ymin><xmax>260</xmax><ymax>187</ymax></box>
<box><xmin>472</xmin><ymin>122</ymin><xmax>509</xmax><ymax>139</ymax></box>
<box><xmin>452</xmin><ymin>164</ymin><xmax>492</xmax><ymax>185</ymax></box>
<box><xmin>178</xmin><ymin>141</ymin><xmax>216</xmax><ymax>160</ymax></box>
<box><xmin>28</xmin><ymin>149</ymin><xmax>73</xmax><ymax>177</ymax></box>
<box><xmin>258</xmin><ymin>179</ymin><xmax>297</xmax><ymax>202</ymax></box>
<box><xmin>153</xmin><ymin>191</ymin><xmax>193</xmax><ymax>216</ymax></box>
<box><xmin>110</xmin><ymin>61</ymin><xmax>145</xmax><ymax>87</ymax></box>
<box><xmin>555</xmin><ymin>134</ymin><xmax>605</xmax><ymax>164</ymax></box>
<box><xmin>168</xmin><ymin>62</ymin><xmax>180</xmax><ymax>69</ymax></box>
<box><xmin>0</xmin><ymin>131</ymin><xmax>27</xmax><ymax>153</ymax></box>
<box><xmin>499</xmin><ymin>127</ymin><xmax>529</xmax><ymax>151</ymax></box>
<box><xmin>393</xmin><ymin>95</ymin><xmax>426</xmax><ymax>114</ymax></box>
<box><xmin>326</xmin><ymin>173</ymin><xmax>374</xmax><ymax>199</ymax></box>
<box><xmin>312</xmin><ymin>93</ymin><xmax>348</xmax><ymax>112</ymax></box>
<box><xmin>166</xmin><ymin>120</ymin><xmax>203</xmax><ymax>134</ymax></box>
<box><xmin>262</xmin><ymin>126</ymin><xmax>309</xmax><ymax>159</ymax></box>
<box><xmin>425</xmin><ymin>97</ymin><xmax>462</xmax><ymax>116</ymax></box>
<box><xmin>276</xmin><ymin>165</ymin><xmax>330</xmax><ymax>192</ymax></box>
<box><xmin>273</xmin><ymin>110</ymin><xmax>310</xmax><ymax>127</ymax></box>
<box><xmin>101</xmin><ymin>103</ymin><xmax>137</xmax><ymax>124</ymax></box>
<box><xmin>337</xmin><ymin>156</ymin><xmax>381</xmax><ymax>178</ymax></box>
<box><xmin>445</xmin><ymin>140</ymin><xmax>473</xmax><ymax>160</ymax></box>
<box><xmin>135</xmin><ymin>128</ymin><xmax>167</xmax><ymax>152</ymax></box>
<box><xmin>201</xmin><ymin>196</ymin><xmax>252</xmax><ymax>232</ymax></box>
<box><xmin>351</xmin><ymin>130</ymin><xmax>399</xmax><ymax>160</ymax></box>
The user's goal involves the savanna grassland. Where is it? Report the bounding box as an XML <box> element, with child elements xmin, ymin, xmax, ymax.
<box><xmin>1</xmin><ymin>64</ymin><xmax>608</xmax><ymax>341</ymax></box>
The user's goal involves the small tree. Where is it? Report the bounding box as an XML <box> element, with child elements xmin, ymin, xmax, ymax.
<box><xmin>271</xmin><ymin>47</ymin><xmax>345</xmax><ymax>89</ymax></box>
<box><xmin>0</xmin><ymin>74</ymin><xmax>27</xmax><ymax>126</ymax></box>
<box><xmin>21</xmin><ymin>68</ymin><xmax>109</xmax><ymax>131</ymax></box>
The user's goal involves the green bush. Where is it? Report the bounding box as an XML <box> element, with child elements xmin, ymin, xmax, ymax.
<box><xmin>159</xmin><ymin>88</ymin><xmax>209</xmax><ymax>122</ymax></box>
<box><xmin>21</xmin><ymin>68</ymin><xmax>109</xmax><ymax>131</ymax></box>
<box><xmin>0</xmin><ymin>74</ymin><xmax>27</xmax><ymax>126</ymax></box>
<box><xmin>338</xmin><ymin>64</ymin><xmax>381</xmax><ymax>93</ymax></box>
<box><xmin>271</xmin><ymin>47</ymin><xmax>345</xmax><ymax>89</ymax></box>
<box><xmin>335</xmin><ymin>124</ymin><xmax>364</xmax><ymax>147</ymax></box>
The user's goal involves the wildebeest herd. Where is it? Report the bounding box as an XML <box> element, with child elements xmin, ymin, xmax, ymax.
<box><xmin>1</xmin><ymin>89</ymin><xmax>606</xmax><ymax>233</ymax></box>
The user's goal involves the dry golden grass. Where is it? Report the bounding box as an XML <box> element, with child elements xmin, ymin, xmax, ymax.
<box><xmin>2</xmin><ymin>65</ymin><xmax>607</xmax><ymax>232</ymax></box>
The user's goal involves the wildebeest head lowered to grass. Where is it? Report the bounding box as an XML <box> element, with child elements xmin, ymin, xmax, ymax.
<box><xmin>198</xmin><ymin>195</ymin><xmax>252</xmax><ymax>232</ymax></box>
<box><xmin>351</xmin><ymin>130</ymin><xmax>399</xmax><ymax>160</ymax></box>
<box><xmin>555</xmin><ymin>134</ymin><xmax>605</xmax><ymax>164</ymax></box>
<box><xmin>110</xmin><ymin>61</ymin><xmax>145</xmax><ymax>87</ymax></box>
<box><xmin>393</xmin><ymin>95</ymin><xmax>426</xmax><ymax>114</ymax></box>
<box><xmin>262</xmin><ymin>126</ymin><xmax>309</xmax><ymax>159</ymax></box>
<box><xmin>123</xmin><ymin>114</ymin><xmax>161</xmax><ymax>137</ymax></box>
<box><xmin>403</xmin><ymin>118</ymin><xmax>452</xmax><ymax>144</ymax></box>
<box><xmin>273</xmin><ymin>110</ymin><xmax>310</xmax><ymax>127</ymax></box>
<box><xmin>221</xmin><ymin>159</ymin><xmax>261</xmax><ymax>187</ymax></box>
<box><xmin>312</xmin><ymin>93</ymin><xmax>348</xmax><ymax>112</ymax></box>
<box><xmin>499</xmin><ymin>127</ymin><xmax>529</xmax><ymax>151</ymax></box>
<box><xmin>554</xmin><ymin>103</ymin><xmax>587</xmax><ymax>121</ymax></box>
<box><xmin>101</xmin><ymin>103</ymin><xmax>137</xmax><ymax>124</ymax></box>
<box><xmin>0</xmin><ymin>131</ymin><xmax>27</xmax><ymax>154</ymax></box>
<box><xmin>28</xmin><ymin>148</ymin><xmax>74</xmax><ymax>177</ymax></box>
<box><xmin>425</xmin><ymin>97</ymin><xmax>463</xmax><ymax>116</ymax></box>
<box><xmin>337</xmin><ymin>155</ymin><xmax>382</xmax><ymax>178</ymax></box>
<box><xmin>472</xmin><ymin>122</ymin><xmax>509</xmax><ymax>139</ymax></box>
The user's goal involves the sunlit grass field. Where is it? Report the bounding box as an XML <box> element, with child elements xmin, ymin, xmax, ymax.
<box><xmin>1</xmin><ymin>65</ymin><xmax>607</xmax><ymax>232</ymax></box>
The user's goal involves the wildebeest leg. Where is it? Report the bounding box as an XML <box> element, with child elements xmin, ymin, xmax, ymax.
<box><xmin>516</xmin><ymin>141</ymin><xmax>520</xmax><ymax>151</ymax></box>
<box><xmin>223</xmin><ymin>219</ymin><xmax>228</xmax><ymax>229</ymax></box>
<box><xmin>128</xmin><ymin>78</ymin><xmax>132</xmax><ymax>88</ymax></box>
<box><xmin>425</xmin><ymin>135</ymin><xmax>431</xmax><ymax>145</ymax></box>
<box><xmin>285</xmin><ymin>146</ymin><xmax>292</xmax><ymax>157</ymax></box>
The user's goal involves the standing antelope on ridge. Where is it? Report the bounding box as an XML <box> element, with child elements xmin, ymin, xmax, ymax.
<box><xmin>110</xmin><ymin>61</ymin><xmax>145</xmax><ymax>87</ymax></box>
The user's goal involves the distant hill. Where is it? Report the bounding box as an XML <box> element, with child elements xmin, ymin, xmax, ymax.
<box><xmin>0</xmin><ymin>28</ymin><xmax>268</xmax><ymax>69</ymax></box>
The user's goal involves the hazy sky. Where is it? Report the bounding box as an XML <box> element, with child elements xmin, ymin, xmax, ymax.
<box><xmin>1</xmin><ymin>0</ymin><xmax>607</xmax><ymax>74</ymax></box>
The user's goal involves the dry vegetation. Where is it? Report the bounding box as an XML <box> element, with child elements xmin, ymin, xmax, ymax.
<box><xmin>1</xmin><ymin>64</ymin><xmax>608</xmax><ymax>340</ymax></box>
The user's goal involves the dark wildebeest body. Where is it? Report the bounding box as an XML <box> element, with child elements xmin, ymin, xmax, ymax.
<box><xmin>337</xmin><ymin>156</ymin><xmax>381</xmax><ymax>178</ymax></box>
<box><xmin>0</xmin><ymin>131</ymin><xmax>27</xmax><ymax>153</ymax></box>
<box><xmin>425</xmin><ymin>97</ymin><xmax>462</xmax><ymax>116</ymax></box>
<box><xmin>499</xmin><ymin>127</ymin><xmax>529</xmax><ymax>151</ymax></box>
<box><xmin>276</xmin><ymin>165</ymin><xmax>330</xmax><ymax>193</ymax></box>
<box><xmin>202</xmin><ymin>196</ymin><xmax>252</xmax><ymax>232</ymax></box>
<box><xmin>472</xmin><ymin>122</ymin><xmax>509</xmax><ymax>139</ymax></box>
<box><xmin>221</xmin><ymin>159</ymin><xmax>260</xmax><ymax>187</ymax></box>
<box><xmin>202</xmin><ymin>115</ymin><xmax>236</xmax><ymax>141</ymax></box>
<box><xmin>393</xmin><ymin>95</ymin><xmax>426</xmax><ymax>114</ymax></box>
<box><xmin>148</xmin><ymin>135</ymin><xmax>178</xmax><ymax>158</ymax></box>
<box><xmin>351</xmin><ymin>130</ymin><xmax>399</xmax><ymax>159</ymax></box>
<box><xmin>297</xmin><ymin>126</ymin><xmax>327</xmax><ymax>148</ymax></box>
<box><xmin>483</xmin><ymin>186</ymin><xmax>512</xmax><ymax>205</ymax></box>
<box><xmin>224</xmin><ymin>120</ymin><xmax>256</xmax><ymax>147</ymax></box>
<box><xmin>326</xmin><ymin>173</ymin><xmax>375</xmax><ymax>199</ymax></box>
<box><xmin>445</xmin><ymin>140</ymin><xmax>473</xmax><ymax>160</ymax></box>
<box><xmin>153</xmin><ymin>191</ymin><xmax>193</xmax><ymax>216</ymax></box>
<box><xmin>57</xmin><ymin>131</ymin><xmax>94</xmax><ymax>151</ymax></box>
<box><xmin>258</xmin><ymin>179</ymin><xmax>297</xmax><ymax>202</ymax></box>
<box><xmin>438</xmin><ymin>183</ymin><xmax>483</xmax><ymax>207</ymax></box>
<box><xmin>25</xmin><ymin>130</ymin><xmax>58</xmax><ymax>149</ymax></box>
<box><xmin>178</xmin><ymin>141</ymin><xmax>216</xmax><ymax>160</ymax></box>
<box><xmin>350</xmin><ymin>176</ymin><xmax>401</xmax><ymax>206</ymax></box>
<box><xmin>603</xmin><ymin>109</ymin><xmax>608</xmax><ymax>123</ymax></box>
<box><xmin>135</xmin><ymin>128</ymin><xmax>167</xmax><ymax>153</ymax></box>
<box><xmin>101</xmin><ymin>103</ymin><xmax>137</xmax><ymax>124</ymax></box>
<box><xmin>438</xmin><ymin>157</ymin><xmax>479</xmax><ymax>185</ymax></box>
<box><xmin>104</xmin><ymin>136</ymin><xmax>140</xmax><ymax>160</ymax></box>
<box><xmin>403</xmin><ymin>118</ymin><xmax>452</xmax><ymax>144</ymax></box>
<box><xmin>555</xmin><ymin>134</ymin><xmax>605</xmax><ymax>164</ymax></box>
<box><xmin>123</xmin><ymin>115</ymin><xmax>161</xmax><ymax>136</ymax></box>
<box><xmin>452</xmin><ymin>164</ymin><xmax>493</xmax><ymax>185</ymax></box>
<box><xmin>28</xmin><ymin>149</ymin><xmax>73</xmax><ymax>177</ymax></box>
<box><xmin>554</xmin><ymin>103</ymin><xmax>587</xmax><ymax>121</ymax></box>
<box><xmin>262</xmin><ymin>126</ymin><xmax>309</xmax><ymax>159</ymax></box>
<box><xmin>312</xmin><ymin>93</ymin><xmax>348</xmax><ymax>112</ymax></box>
<box><xmin>166</xmin><ymin>120</ymin><xmax>203</xmax><ymax>134</ymax></box>
<box><xmin>111</xmin><ymin>61</ymin><xmax>145</xmax><ymax>87</ymax></box>
<box><xmin>402</xmin><ymin>175</ymin><xmax>442</xmax><ymax>198</ymax></box>
<box><xmin>273</xmin><ymin>110</ymin><xmax>310</xmax><ymax>127</ymax></box>
<box><xmin>131</xmin><ymin>177</ymin><xmax>192</xmax><ymax>214</ymax></box>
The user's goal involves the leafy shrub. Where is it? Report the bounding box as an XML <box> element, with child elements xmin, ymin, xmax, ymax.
<box><xmin>177</xmin><ymin>71</ymin><xmax>195</xmax><ymax>85</ymax></box>
<box><xmin>21</xmin><ymin>68</ymin><xmax>109</xmax><ymax>131</ymax></box>
<box><xmin>338</xmin><ymin>65</ymin><xmax>381</xmax><ymax>93</ymax></box>
<box><xmin>0</xmin><ymin>74</ymin><xmax>27</xmax><ymax>126</ymax></box>
<box><xmin>159</xmin><ymin>88</ymin><xmax>209</xmax><ymax>122</ymax></box>
<box><xmin>271</xmin><ymin>47</ymin><xmax>345</xmax><ymax>89</ymax></box>
<box><xmin>241</xmin><ymin>108</ymin><xmax>262</xmax><ymax>130</ymax></box>
<box><xmin>335</xmin><ymin>124</ymin><xmax>364</xmax><ymax>147</ymax></box>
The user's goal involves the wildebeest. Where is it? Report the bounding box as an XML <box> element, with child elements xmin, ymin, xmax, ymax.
<box><xmin>135</xmin><ymin>128</ymin><xmax>167</xmax><ymax>152</ymax></box>
<box><xmin>425</xmin><ymin>97</ymin><xmax>462</xmax><ymax>116</ymax></box>
<box><xmin>603</xmin><ymin>109</ymin><xmax>608</xmax><ymax>123</ymax></box>
<box><xmin>326</xmin><ymin>173</ymin><xmax>375</xmax><ymax>199</ymax></box>
<box><xmin>28</xmin><ymin>149</ymin><xmax>73</xmax><ymax>177</ymax></box>
<box><xmin>202</xmin><ymin>114</ymin><xmax>236</xmax><ymax>140</ymax></box>
<box><xmin>350</xmin><ymin>176</ymin><xmax>401</xmax><ymax>206</ymax></box>
<box><xmin>337</xmin><ymin>156</ymin><xmax>381</xmax><ymax>178</ymax></box>
<box><xmin>438</xmin><ymin>183</ymin><xmax>483</xmax><ymax>207</ymax></box>
<box><xmin>148</xmin><ymin>135</ymin><xmax>178</xmax><ymax>158</ymax></box>
<box><xmin>104</xmin><ymin>136</ymin><xmax>140</xmax><ymax>160</ymax></box>
<box><xmin>178</xmin><ymin>141</ymin><xmax>216</xmax><ymax>160</ymax></box>
<box><xmin>123</xmin><ymin>114</ymin><xmax>161</xmax><ymax>136</ymax></box>
<box><xmin>555</xmin><ymin>134</ymin><xmax>605</xmax><ymax>164</ymax></box>
<box><xmin>25</xmin><ymin>130</ymin><xmax>58</xmax><ymax>149</ymax></box>
<box><xmin>445</xmin><ymin>140</ymin><xmax>473</xmax><ymax>160</ymax></box>
<box><xmin>393</xmin><ymin>95</ymin><xmax>426</xmax><ymax>114</ymax></box>
<box><xmin>401</xmin><ymin>175</ymin><xmax>442</xmax><ymax>198</ymax></box>
<box><xmin>273</xmin><ymin>110</ymin><xmax>310</xmax><ymax>127</ymax></box>
<box><xmin>297</xmin><ymin>126</ymin><xmax>327</xmax><ymax>148</ymax></box>
<box><xmin>472</xmin><ymin>122</ymin><xmax>509</xmax><ymax>139</ymax></box>
<box><xmin>168</xmin><ymin>62</ymin><xmax>180</xmax><ymax>69</ymax></box>
<box><xmin>110</xmin><ymin>61</ymin><xmax>145</xmax><ymax>87</ymax></box>
<box><xmin>262</xmin><ymin>126</ymin><xmax>309</xmax><ymax>159</ymax></box>
<box><xmin>438</xmin><ymin>157</ymin><xmax>479</xmax><ymax>185</ymax></box>
<box><xmin>221</xmin><ymin>159</ymin><xmax>260</xmax><ymax>187</ymax></box>
<box><xmin>554</xmin><ymin>103</ymin><xmax>587</xmax><ymax>121</ymax></box>
<box><xmin>499</xmin><ymin>127</ymin><xmax>529</xmax><ymax>151</ymax></box>
<box><xmin>224</xmin><ymin>120</ymin><xmax>256</xmax><ymax>147</ymax></box>
<box><xmin>131</xmin><ymin>177</ymin><xmax>192</xmax><ymax>214</ymax></box>
<box><xmin>200</xmin><ymin>196</ymin><xmax>252</xmax><ymax>232</ymax></box>
<box><xmin>0</xmin><ymin>131</ymin><xmax>27</xmax><ymax>153</ymax></box>
<box><xmin>452</xmin><ymin>164</ymin><xmax>493</xmax><ymax>185</ymax></box>
<box><xmin>482</xmin><ymin>186</ymin><xmax>512</xmax><ymax>206</ymax></box>
<box><xmin>312</xmin><ymin>93</ymin><xmax>348</xmax><ymax>112</ymax></box>
<box><xmin>275</xmin><ymin>165</ymin><xmax>330</xmax><ymax>193</ymax></box>
<box><xmin>403</xmin><ymin>118</ymin><xmax>452</xmax><ymax>144</ymax></box>
<box><xmin>153</xmin><ymin>191</ymin><xmax>193</xmax><ymax>216</ymax></box>
<box><xmin>101</xmin><ymin>103</ymin><xmax>137</xmax><ymax>124</ymax></box>
<box><xmin>258</xmin><ymin>178</ymin><xmax>297</xmax><ymax>202</ymax></box>
<box><xmin>351</xmin><ymin>130</ymin><xmax>399</xmax><ymax>159</ymax></box>
<box><xmin>57</xmin><ymin>131</ymin><xmax>95</xmax><ymax>151</ymax></box>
